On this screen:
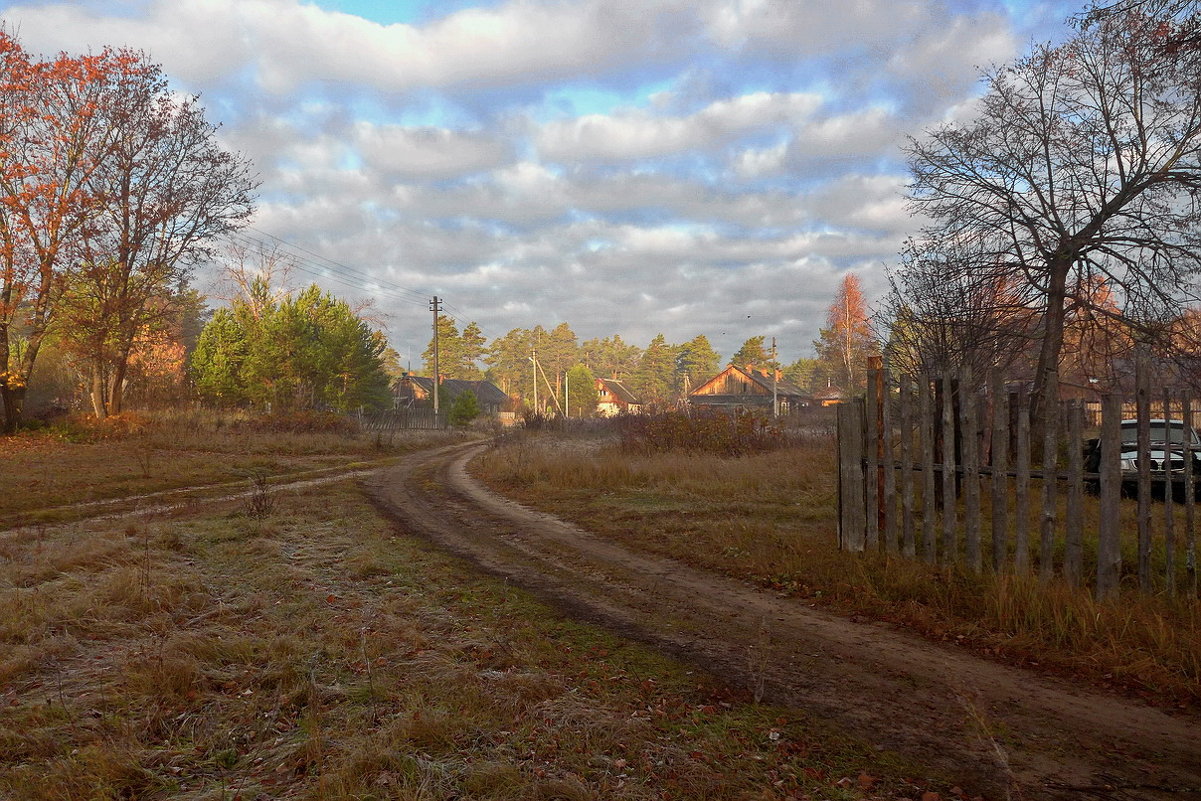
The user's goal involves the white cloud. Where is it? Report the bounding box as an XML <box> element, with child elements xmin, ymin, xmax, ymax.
<box><xmin>353</xmin><ymin>123</ymin><xmax>512</xmax><ymax>179</ymax></box>
<box><xmin>537</xmin><ymin>91</ymin><xmax>822</xmax><ymax>162</ymax></box>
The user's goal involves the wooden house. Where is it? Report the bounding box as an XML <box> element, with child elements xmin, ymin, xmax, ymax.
<box><xmin>394</xmin><ymin>374</ymin><xmax>512</xmax><ymax>416</ymax></box>
<box><xmin>596</xmin><ymin>377</ymin><xmax>642</xmax><ymax>416</ymax></box>
<box><xmin>688</xmin><ymin>365</ymin><xmax>810</xmax><ymax>413</ymax></box>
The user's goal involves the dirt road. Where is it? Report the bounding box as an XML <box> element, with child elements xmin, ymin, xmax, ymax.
<box><xmin>365</xmin><ymin>441</ymin><xmax>1201</xmax><ymax>801</ymax></box>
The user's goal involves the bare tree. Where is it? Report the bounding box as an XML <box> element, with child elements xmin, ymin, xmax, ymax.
<box><xmin>68</xmin><ymin>62</ymin><xmax>256</xmax><ymax>417</ymax></box>
<box><xmin>906</xmin><ymin>10</ymin><xmax>1201</xmax><ymax>427</ymax></box>
<box><xmin>881</xmin><ymin>236</ymin><xmax>1037</xmax><ymax>379</ymax></box>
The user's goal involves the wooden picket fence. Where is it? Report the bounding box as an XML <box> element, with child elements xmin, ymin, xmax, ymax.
<box><xmin>836</xmin><ymin>367</ymin><xmax>1199</xmax><ymax>600</ymax></box>
<box><xmin>359</xmin><ymin>407</ymin><xmax>446</xmax><ymax>432</ymax></box>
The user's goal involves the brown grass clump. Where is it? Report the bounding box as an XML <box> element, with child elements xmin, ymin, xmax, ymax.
<box><xmin>473</xmin><ymin>431</ymin><xmax>1201</xmax><ymax>710</ymax></box>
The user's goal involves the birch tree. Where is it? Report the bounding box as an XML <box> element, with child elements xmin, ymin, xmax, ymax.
<box><xmin>814</xmin><ymin>273</ymin><xmax>878</xmax><ymax>392</ymax></box>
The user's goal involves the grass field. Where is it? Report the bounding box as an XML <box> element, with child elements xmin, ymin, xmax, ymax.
<box><xmin>1</xmin><ymin>420</ymin><xmax>947</xmax><ymax>800</ymax></box>
<box><xmin>0</xmin><ymin>410</ymin><xmax>463</xmax><ymax>525</ymax></box>
<box><xmin>471</xmin><ymin>424</ymin><xmax>1201</xmax><ymax>711</ymax></box>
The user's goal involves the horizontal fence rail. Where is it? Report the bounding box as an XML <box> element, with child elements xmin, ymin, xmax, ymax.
<box><xmin>837</xmin><ymin>366</ymin><xmax>1199</xmax><ymax>600</ymax></box>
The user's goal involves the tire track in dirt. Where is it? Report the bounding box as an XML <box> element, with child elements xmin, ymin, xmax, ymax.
<box><xmin>364</xmin><ymin>441</ymin><xmax>1201</xmax><ymax>801</ymax></box>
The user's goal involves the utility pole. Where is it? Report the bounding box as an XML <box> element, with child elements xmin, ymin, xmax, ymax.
<box><xmin>531</xmin><ymin>343</ymin><xmax>538</xmax><ymax>413</ymax></box>
<box><xmin>771</xmin><ymin>336</ymin><xmax>779</xmax><ymax>418</ymax></box>
<box><xmin>430</xmin><ymin>296</ymin><xmax>441</xmax><ymax>417</ymax></box>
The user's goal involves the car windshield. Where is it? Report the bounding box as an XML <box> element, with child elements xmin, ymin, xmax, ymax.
<box><xmin>1120</xmin><ymin>423</ymin><xmax>1196</xmax><ymax>445</ymax></box>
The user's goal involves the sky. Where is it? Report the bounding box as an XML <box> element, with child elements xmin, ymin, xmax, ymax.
<box><xmin>0</xmin><ymin>0</ymin><xmax>1083</xmax><ymax>365</ymax></box>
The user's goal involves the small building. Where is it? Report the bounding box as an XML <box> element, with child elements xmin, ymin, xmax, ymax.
<box><xmin>688</xmin><ymin>364</ymin><xmax>810</xmax><ymax>413</ymax></box>
<box><xmin>394</xmin><ymin>374</ymin><xmax>512</xmax><ymax>417</ymax></box>
<box><xmin>812</xmin><ymin>384</ymin><xmax>846</xmax><ymax>407</ymax></box>
<box><xmin>596</xmin><ymin>377</ymin><xmax>642</xmax><ymax>416</ymax></box>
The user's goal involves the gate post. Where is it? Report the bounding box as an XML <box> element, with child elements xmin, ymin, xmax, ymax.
<box><xmin>838</xmin><ymin>398</ymin><xmax>868</xmax><ymax>552</ymax></box>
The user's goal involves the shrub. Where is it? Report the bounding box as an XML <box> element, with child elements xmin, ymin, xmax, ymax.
<box><xmin>448</xmin><ymin>391</ymin><xmax>481</xmax><ymax>427</ymax></box>
<box><xmin>620</xmin><ymin>411</ymin><xmax>786</xmax><ymax>456</ymax></box>
<box><xmin>232</xmin><ymin>411</ymin><xmax>359</xmax><ymax>435</ymax></box>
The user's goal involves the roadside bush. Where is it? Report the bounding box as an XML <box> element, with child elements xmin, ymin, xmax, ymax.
<box><xmin>620</xmin><ymin>411</ymin><xmax>786</xmax><ymax>456</ymax></box>
<box><xmin>36</xmin><ymin>412</ymin><xmax>154</xmax><ymax>443</ymax></box>
<box><xmin>232</xmin><ymin>411</ymin><xmax>360</xmax><ymax>435</ymax></box>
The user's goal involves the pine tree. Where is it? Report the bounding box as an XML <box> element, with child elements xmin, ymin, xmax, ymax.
<box><xmin>631</xmin><ymin>334</ymin><xmax>677</xmax><ymax>407</ymax></box>
<box><xmin>675</xmin><ymin>335</ymin><xmax>720</xmax><ymax>392</ymax></box>
<box><xmin>730</xmin><ymin>336</ymin><xmax>769</xmax><ymax>368</ymax></box>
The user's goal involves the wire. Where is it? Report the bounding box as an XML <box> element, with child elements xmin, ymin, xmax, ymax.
<box><xmin>221</xmin><ymin>228</ymin><xmax>431</xmax><ymax>309</ymax></box>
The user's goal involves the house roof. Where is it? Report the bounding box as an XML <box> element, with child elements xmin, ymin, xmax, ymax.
<box><xmin>812</xmin><ymin>385</ymin><xmax>845</xmax><ymax>401</ymax></box>
<box><xmin>597</xmin><ymin>377</ymin><xmax>641</xmax><ymax>405</ymax></box>
<box><xmin>403</xmin><ymin>376</ymin><xmax>510</xmax><ymax>407</ymax></box>
<box><xmin>690</xmin><ymin>364</ymin><xmax>808</xmax><ymax>399</ymax></box>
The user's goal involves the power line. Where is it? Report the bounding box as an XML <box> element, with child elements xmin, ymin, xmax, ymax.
<box><xmin>222</xmin><ymin>227</ymin><xmax>430</xmax><ymax>307</ymax></box>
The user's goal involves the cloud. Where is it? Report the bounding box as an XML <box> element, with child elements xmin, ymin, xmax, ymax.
<box><xmin>536</xmin><ymin>91</ymin><xmax>822</xmax><ymax>162</ymax></box>
<box><xmin>0</xmin><ymin>0</ymin><xmax>1078</xmax><ymax>363</ymax></box>
<box><xmin>5</xmin><ymin>0</ymin><xmax>704</xmax><ymax>94</ymax></box>
<box><xmin>353</xmin><ymin>123</ymin><xmax>513</xmax><ymax>179</ymax></box>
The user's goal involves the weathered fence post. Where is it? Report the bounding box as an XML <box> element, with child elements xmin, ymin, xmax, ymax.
<box><xmin>1136</xmin><ymin>355</ymin><xmax>1152</xmax><ymax>592</ymax></box>
<box><xmin>990</xmin><ymin>370</ymin><xmax>1009</xmax><ymax>571</ymax></box>
<box><xmin>900</xmin><ymin>374</ymin><xmax>916</xmax><ymax>557</ymax></box>
<box><xmin>920</xmin><ymin>376</ymin><xmax>937</xmax><ymax>563</ymax></box>
<box><xmin>866</xmin><ymin>369</ymin><xmax>879</xmax><ymax>551</ymax></box>
<box><xmin>1097</xmin><ymin>394</ymin><xmax>1122</xmax><ymax>600</ymax></box>
<box><xmin>1039</xmin><ymin>390</ymin><xmax>1059</xmax><ymax>582</ymax></box>
<box><xmin>1065</xmin><ymin>399</ymin><xmax>1084</xmax><ymax>586</ymax></box>
<box><xmin>941</xmin><ymin>369</ymin><xmax>957</xmax><ymax>564</ymax></box>
<box><xmin>1164</xmin><ymin>387</ymin><xmax>1176</xmax><ymax>597</ymax></box>
<box><xmin>882</xmin><ymin>368</ymin><xmax>897</xmax><ymax>553</ymax></box>
<box><xmin>961</xmin><ymin>366</ymin><xmax>981</xmax><ymax>570</ymax></box>
<box><xmin>1015</xmin><ymin>385</ymin><xmax>1031</xmax><ymax>572</ymax></box>
<box><xmin>1185</xmin><ymin>396</ymin><xmax>1198</xmax><ymax>597</ymax></box>
<box><xmin>837</xmin><ymin>399</ymin><xmax>867</xmax><ymax>552</ymax></box>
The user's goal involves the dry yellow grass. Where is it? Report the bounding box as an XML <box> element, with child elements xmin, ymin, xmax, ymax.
<box><xmin>0</xmin><ymin>456</ymin><xmax>938</xmax><ymax>799</ymax></box>
<box><xmin>0</xmin><ymin>410</ymin><xmax>468</xmax><ymax>523</ymax></box>
<box><xmin>473</xmin><ymin>430</ymin><xmax>1201</xmax><ymax>710</ymax></box>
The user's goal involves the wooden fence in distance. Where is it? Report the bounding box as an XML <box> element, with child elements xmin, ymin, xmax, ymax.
<box><xmin>359</xmin><ymin>408</ymin><xmax>446</xmax><ymax>432</ymax></box>
<box><xmin>836</xmin><ymin>367</ymin><xmax>1199</xmax><ymax>600</ymax></box>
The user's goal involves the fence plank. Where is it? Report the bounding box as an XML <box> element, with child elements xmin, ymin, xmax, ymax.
<box><xmin>1164</xmin><ymin>388</ymin><xmax>1176</xmax><ymax>597</ymax></box>
<box><xmin>990</xmin><ymin>370</ymin><xmax>1008</xmax><ymax>571</ymax></box>
<box><xmin>1015</xmin><ymin>386</ymin><xmax>1031</xmax><ymax>573</ymax></box>
<box><xmin>1065</xmin><ymin>399</ymin><xmax>1084</xmax><ymax>586</ymax></box>
<box><xmin>900</xmin><ymin>374</ymin><xmax>916</xmax><ymax>558</ymax></box>
<box><xmin>865</xmin><ymin>370</ymin><xmax>880</xmax><ymax>551</ymax></box>
<box><xmin>1136</xmin><ymin>356</ymin><xmax>1152</xmax><ymax>591</ymax></box>
<box><xmin>1039</xmin><ymin>392</ymin><xmax>1059</xmax><ymax>582</ymax></box>
<box><xmin>1097</xmin><ymin>394</ymin><xmax>1122</xmax><ymax>600</ymax></box>
<box><xmin>1185</xmin><ymin>396</ymin><xmax>1198</xmax><ymax>597</ymax></box>
<box><xmin>920</xmin><ymin>376</ymin><xmax>937</xmax><ymax>563</ymax></box>
<box><xmin>837</xmin><ymin>400</ymin><xmax>867</xmax><ymax>552</ymax></box>
<box><xmin>941</xmin><ymin>370</ymin><xmax>957</xmax><ymax>564</ymax></box>
<box><xmin>961</xmin><ymin>367</ymin><xmax>981</xmax><ymax>570</ymax></box>
<box><xmin>882</xmin><ymin>370</ymin><xmax>897</xmax><ymax>553</ymax></box>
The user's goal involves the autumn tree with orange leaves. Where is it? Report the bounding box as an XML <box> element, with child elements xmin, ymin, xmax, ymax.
<box><xmin>813</xmin><ymin>273</ymin><xmax>879</xmax><ymax>393</ymax></box>
<box><xmin>0</xmin><ymin>31</ymin><xmax>255</xmax><ymax>430</ymax></box>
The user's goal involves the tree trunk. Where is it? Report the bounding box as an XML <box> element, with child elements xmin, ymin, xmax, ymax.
<box><xmin>1</xmin><ymin>384</ymin><xmax>25</xmax><ymax>433</ymax></box>
<box><xmin>90</xmin><ymin>366</ymin><xmax>107</xmax><ymax>419</ymax></box>
<box><xmin>108</xmin><ymin>354</ymin><xmax>130</xmax><ymax>415</ymax></box>
<box><xmin>1030</xmin><ymin>255</ymin><xmax>1071</xmax><ymax>446</ymax></box>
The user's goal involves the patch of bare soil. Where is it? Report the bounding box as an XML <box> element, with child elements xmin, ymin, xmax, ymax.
<box><xmin>364</xmin><ymin>441</ymin><xmax>1201</xmax><ymax>801</ymax></box>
